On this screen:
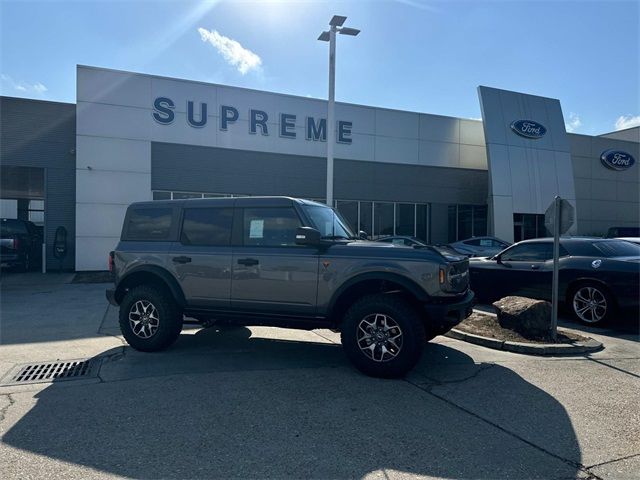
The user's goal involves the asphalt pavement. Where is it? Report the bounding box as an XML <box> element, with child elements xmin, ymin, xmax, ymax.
<box><xmin>0</xmin><ymin>272</ymin><xmax>638</xmax><ymax>479</ymax></box>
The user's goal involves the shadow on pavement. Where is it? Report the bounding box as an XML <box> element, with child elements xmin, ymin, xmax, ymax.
<box><xmin>3</xmin><ymin>326</ymin><xmax>582</xmax><ymax>479</ymax></box>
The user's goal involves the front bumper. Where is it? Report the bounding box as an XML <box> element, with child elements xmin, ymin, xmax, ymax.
<box><xmin>106</xmin><ymin>288</ymin><xmax>118</xmax><ymax>306</ymax></box>
<box><xmin>424</xmin><ymin>290</ymin><xmax>474</xmax><ymax>330</ymax></box>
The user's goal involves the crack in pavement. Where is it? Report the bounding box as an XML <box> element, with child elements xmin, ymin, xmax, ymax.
<box><xmin>97</xmin><ymin>304</ymin><xmax>126</xmax><ymax>346</ymax></box>
<box><xmin>312</xmin><ymin>330</ymin><xmax>340</xmax><ymax>344</ymax></box>
<box><xmin>411</xmin><ymin>362</ymin><xmax>496</xmax><ymax>388</ymax></box>
<box><xmin>0</xmin><ymin>393</ymin><xmax>16</xmax><ymax>425</ymax></box>
<box><xmin>403</xmin><ymin>369</ymin><xmax>604</xmax><ymax>480</ymax></box>
<box><xmin>586</xmin><ymin>452</ymin><xmax>640</xmax><ymax>469</ymax></box>
<box><xmin>586</xmin><ymin>358</ymin><xmax>640</xmax><ymax>379</ymax></box>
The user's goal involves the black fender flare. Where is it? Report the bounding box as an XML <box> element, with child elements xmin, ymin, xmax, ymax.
<box><xmin>327</xmin><ymin>272</ymin><xmax>429</xmax><ymax>318</ymax></box>
<box><xmin>115</xmin><ymin>265</ymin><xmax>186</xmax><ymax>307</ymax></box>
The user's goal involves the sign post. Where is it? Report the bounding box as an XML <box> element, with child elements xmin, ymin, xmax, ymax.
<box><xmin>551</xmin><ymin>197</ymin><xmax>561</xmax><ymax>340</ymax></box>
<box><xmin>544</xmin><ymin>196</ymin><xmax>575</xmax><ymax>340</ymax></box>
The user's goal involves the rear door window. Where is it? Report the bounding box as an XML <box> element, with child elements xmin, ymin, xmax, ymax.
<box><xmin>180</xmin><ymin>208</ymin><xmax>233</xmax><ymax>246</ymax></box>
<box><xmin>125</xmin><ymin>208</ymin><xmax>173</xmax><ymax>240</ymax></box>
<box><xmin>242</xmin><ymin>207</ymin><xmax>301</xmax><ymax>247</ymax></box>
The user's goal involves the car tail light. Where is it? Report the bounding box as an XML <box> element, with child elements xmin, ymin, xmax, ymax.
<box><xmin>108</xmin><ymin>251</ymin><xmax>114</xmax><ymax>273</ymax></box>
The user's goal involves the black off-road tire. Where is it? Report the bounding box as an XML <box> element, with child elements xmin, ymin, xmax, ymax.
<box><xmin>119</xmin><ymin>285</ymin><xmax>183</xmax><ymax>351</ymax></box>
<box><xmin>341</xmin><ymin>294</ymin><xmax>426</xmax><ymax>378</ymax></box>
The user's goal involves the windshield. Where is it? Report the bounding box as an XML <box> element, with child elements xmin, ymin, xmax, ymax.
<box><xmin>592</xmin><ymin>240</ymin><xmax>640</xmax><ymax>257</ymax></box>
<box><xmin>302</xmin><ymin>205</ymin><xmax>355</xmax><ymax>239</ymax></box>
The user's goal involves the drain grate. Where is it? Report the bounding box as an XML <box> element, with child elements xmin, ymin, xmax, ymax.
<box><xmin>1</xmin><ymin>358</ymin><xmax>101</xmax><ymax>386</ymax></box>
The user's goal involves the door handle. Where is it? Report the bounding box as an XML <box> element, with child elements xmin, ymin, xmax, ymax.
<box><xmin>172</xmin><ymin>256</ymin><xmax>192</xmax><ymax>264</ymax></box>
<box><xmin>530</xmin><ymin>264</ymin><xmax>540</xmax><ymax>270</ymax></box>
<box><xmin>237</xmin><ymin>258</ymin><xmax>259</xmax><ymax>266</ymax></box>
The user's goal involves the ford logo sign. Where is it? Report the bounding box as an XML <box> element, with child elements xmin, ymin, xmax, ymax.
<box><xmin>600</xmin><ymin>150</ymin><xmax>636</xmax><ymax>171</ymax></box>
<box><xmin>510</xmin><ymin>120</ymin><xmax>547</xmax><ymax>139</ymax></box>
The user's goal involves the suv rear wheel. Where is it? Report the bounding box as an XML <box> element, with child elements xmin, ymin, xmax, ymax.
<box><xmin>119</xmin><ymin>285</ymin><xmax>183</xmax><ymax>351</ymax></box>
<box><xmin>341</xmin><ymin>294</ymin><xmax>425</xmax><ymax>378</ymax></box>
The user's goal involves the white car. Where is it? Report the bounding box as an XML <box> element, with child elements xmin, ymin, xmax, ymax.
<box><xmin>449</xmin><ymin>236</ymin><xmax>511</xmax><ymax>257</ymax></box>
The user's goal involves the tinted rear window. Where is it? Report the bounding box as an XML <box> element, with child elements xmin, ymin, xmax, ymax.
<box><xmin>125</xmin><ymin>208</ymin><xmax>172</xmax><ymax>240</ymax></box>
<box><xmin>1</xmin><ymin>219</ymin><xmax>27</xmax><ymax>236</ymax></box>
<box><xmin>591</xmin><ymin>240</ymin><xmax>640</xmax><ymax>257</ymax></box>
<box><xmin>180</xmin><ymin>208</ymin><xmax>233</xmax><ymax>246</ymax></box>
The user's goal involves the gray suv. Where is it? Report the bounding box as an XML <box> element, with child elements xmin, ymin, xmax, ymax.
<box><xmin>107</xmin><ymin>197</ymin><xmax>473</xmax><ymax>378</ymax></box>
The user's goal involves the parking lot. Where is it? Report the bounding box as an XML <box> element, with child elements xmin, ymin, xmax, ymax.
<box><xmin>0</xmin><ymin>272</ymin><xmax>638</xmax><ymax>479</ymax></box>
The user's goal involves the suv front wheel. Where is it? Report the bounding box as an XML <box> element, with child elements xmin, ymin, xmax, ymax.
<box><xmin>119</xmin><ymin>285</ymin><xmax>183</xmax><ymax>351</ymax></box>
<box><xmin>341</xmin><ymin>294</ymin><xmax>425</xmax><ymax>378</ymax></box>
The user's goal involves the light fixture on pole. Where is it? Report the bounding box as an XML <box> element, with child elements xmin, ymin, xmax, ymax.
<box><xmin>318</xmin><ymin>15</ymin><xmax>360</xmax><ymax>207</ymax></box>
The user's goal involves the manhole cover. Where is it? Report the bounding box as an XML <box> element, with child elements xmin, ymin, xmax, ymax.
<box><xmin>1</xmin><ymin>358</ymin><xmax>101</xmax><ymax>386</ymax></box>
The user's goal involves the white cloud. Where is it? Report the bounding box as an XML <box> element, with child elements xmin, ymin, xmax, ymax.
<box><xmin>565</xmin><ymin>112</ymin><xmax>582</xmax><ymax>133</ymax></box>
<box><xmin>198</xmin><ymin>28</ymin><xmax>262</xmax><ymax>75</ymax></box>
<box><xmin>0</xmin><ymin>73</ymin><xmax>48</xmax><ymax>95</ymax></box>
<box><xmin>614</xmin><ymin>114</ymin><xmax>640</xmax><ymax>131</ymax></box>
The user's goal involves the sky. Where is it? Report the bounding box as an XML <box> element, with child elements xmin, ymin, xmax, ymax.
<box><xmin>1</xmin><ymin>0</ymin><xmax>639</xmax><ymax>135</ymax></box>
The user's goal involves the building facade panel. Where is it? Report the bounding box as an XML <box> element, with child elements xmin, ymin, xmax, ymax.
<box><xmin>2</xmin><ymin>66</ymin><xmax>638</xmax><ymax>272</ymax></box>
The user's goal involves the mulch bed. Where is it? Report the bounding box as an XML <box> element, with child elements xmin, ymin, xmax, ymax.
<box><xmin>456</xmin><ymin>312</ymin><xmax>590</xmax><ymax>344</ymax></box>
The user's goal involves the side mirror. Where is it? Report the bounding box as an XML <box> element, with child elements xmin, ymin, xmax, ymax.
<box><xmin>295</xmin><ymin>227</ymin><xmax>322</xmax><ymax>246</ymax></box>
<box><xmin>358</xmin><ymin>230</ymin><xmax>368</xmax><ymax>240</ymax></box>
<box><xmin>495</xmin><ymin>255</ymin><xmax>502</xmax><ymax>264</ymax></box>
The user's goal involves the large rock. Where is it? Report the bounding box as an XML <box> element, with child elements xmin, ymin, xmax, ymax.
<box><xmin>492</xmin><ymin>296</ymin><xmax>552</xmax><ymax>339</ymax></box>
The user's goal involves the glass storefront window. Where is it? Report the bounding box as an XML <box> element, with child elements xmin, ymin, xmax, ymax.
<box><xmin>447</xmin><ymin>204</ymin><xmax>489</xmax><ymax>241</ymax></box>
<box><xmin>473</xmin><ymin>205</ymin><xmax>488</xmax><ymax>237</ymax></box>
<box><xmin>374</xmin><ymin>202</ymin><xmax>394</xmax><ymax>238</ymax></box>
<box><xmin>396</xmin><ymin>203</ymin><xmax>415</xmax><ymax>236</ymax></box>
<box><xmin>513</xmin><ymin>213</ymin><xmax>546</xmax><ymax>241</ymax></box>
<box><xmin>153</xmin><ymin>191</ymin><xmax>171</xmax><ymax>200</ymax></box>
<box><xmin>173</xmin><ymin>192</ymin><xmax>204</xmax><ymax>199</ymax></box>
<box><xmin>359</xmin><ymin>202</ymin><xmax>372</xmax><ymax>237</ymax></box>
<box><xmin>448</xmin><ymin>205</ymin><xmax>457</xmax><ymax>243</ymax></box>
<box><xmin>416</xmin><ymin>204</ymin><xmax>429</xmax><ymax>242</ymax></box>
<box><xmin>336</xmin><ymin>200</ymin><xmax>358</xmax><ymax>234</ymax></box>
<box><xmin>458</xmin><ymin>205</ymin><xmax>473</xmax><ymax>240</ymax></box>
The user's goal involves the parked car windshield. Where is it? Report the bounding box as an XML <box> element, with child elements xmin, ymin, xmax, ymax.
<box><xmin>591</xmin><ymin>240</ymin><xmax>640</xmax><ymax>257</ymax></box>
<box><xmin>302</xmin><ymin>205</ymin><xmax>355</xmax><ymax>239</ymax></box>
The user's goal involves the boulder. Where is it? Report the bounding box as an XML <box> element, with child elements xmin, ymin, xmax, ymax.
<box><xmin>492</xmin><ymin>296</ymin><xmax>552</xmax><ymax>339</ymax></box>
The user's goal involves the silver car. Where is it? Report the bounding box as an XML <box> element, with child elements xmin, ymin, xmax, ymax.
<box><xmin>449</xmin><ymin>236</ymin><xmax>511</xmax><ymax>258</ymax></box>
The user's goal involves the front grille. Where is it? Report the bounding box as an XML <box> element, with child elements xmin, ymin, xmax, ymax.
<box><xmin>448</xmin><ymin>259</ymin><xmax>469</xmax><ymax>292</ymax></box>
<box><xmin>1</xmin><ymin>359</ymin><xmax>101</xmax><ymax>386</ymax></box>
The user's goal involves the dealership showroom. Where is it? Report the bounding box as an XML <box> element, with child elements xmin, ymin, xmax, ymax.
<box><xmin>0</xmin><ymin>65</ymin><xmax>638</xmax><ymax>271</ymax></box>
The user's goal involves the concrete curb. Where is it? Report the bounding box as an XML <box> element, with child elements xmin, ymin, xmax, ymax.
<box><xmin>445</xmin><ymin>328</ymin><xmax>603</xmax><ymax>356</ymax></box>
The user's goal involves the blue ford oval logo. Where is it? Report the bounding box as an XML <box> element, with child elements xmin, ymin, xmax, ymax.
<box><xmin>510</xmin><ymin>120</ymin><xmax>547</xmax><ymax>139</ymax></box>
<box><xmin>600</xmin><ymin>150</ymin><xmax>635</xmax><ymax>171</ymax></box>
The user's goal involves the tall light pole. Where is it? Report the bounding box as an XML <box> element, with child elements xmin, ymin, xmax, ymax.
<box><xmin>318</xmin><ymin>15</ymin><xmax>360</xmax><ymax>207</ymax></box>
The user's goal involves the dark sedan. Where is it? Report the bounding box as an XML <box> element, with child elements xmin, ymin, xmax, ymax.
<box><xmin>469</xmin><ymin>238</ymin><xmax>640</xmax><ymax>325</ymax></box>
